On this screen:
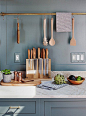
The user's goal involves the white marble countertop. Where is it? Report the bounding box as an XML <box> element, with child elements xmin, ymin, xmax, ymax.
<box><xmin>0</xmin><ymin>71</ymin><xmax>86</xmax><ymax>98</ymax></box>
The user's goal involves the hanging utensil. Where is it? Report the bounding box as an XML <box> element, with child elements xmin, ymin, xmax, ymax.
<box><xmin>17</xmin><ymin>18</ymin><xmax>20</xmax><ymax>44</ymax></box>
<box><xmin>70</xmin><ymin>18</ymin><xmax>76</xmax><ymax>46</ymax></box>
<box><xmin>43</xmin><ymin>18</ymin><xmax>48</xmax><ymax>46</ymax></box>
<box><xmin>49</xmin><ymin>18</ymin><xmax>55</xmax><ymax>46</ymax></box>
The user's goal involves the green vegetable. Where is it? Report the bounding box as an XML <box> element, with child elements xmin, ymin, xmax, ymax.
<box><xmin>54</xmin><ymin>74</ymin><xmax>66</xmax><ymax>85</ymax></box>
<box><xmin>77</xmin><ymin>76</ymin><xmax>82</xmax><ymax>81</ymax></box>
<box><xmin>1</xmin><ymin>69</ymin><xmax>11</xmax><ymax>75</ymax></box>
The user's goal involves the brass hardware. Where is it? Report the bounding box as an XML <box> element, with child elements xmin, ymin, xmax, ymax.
<box><xmin>72</xmin><ymin>13</ymin><xmax>86</xmax><ymax>15</ymax></box>
<box><xmin>0</xmin><ymin>13</ymin><xmax>56</xmax><ymax>16</ymax></box>
<box><xmin>1</xmin><ymin>12</ymin><xmax>86</xmax><ymax>16</ymax></box>
<box><xmin>9</xmin><ymin>106</ymin><xmax>20</xmax><ymax>109</ymax></box>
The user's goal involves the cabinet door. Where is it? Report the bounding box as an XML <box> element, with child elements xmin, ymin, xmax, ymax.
<box><xmin>0</xmin><ymin>99</ymin><xmax>40</xmax><ymax>116</ymax></box>
<box><xmin>41</xmin><ymin>99</ymin><xmax>86</xmax><ymax>116</ymax></box>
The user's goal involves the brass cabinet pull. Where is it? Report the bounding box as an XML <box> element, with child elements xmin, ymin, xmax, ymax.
<box><xmin>9</xmin><ymin>106</ymin><xmax>20</xmax><ymax>109</ymax></box>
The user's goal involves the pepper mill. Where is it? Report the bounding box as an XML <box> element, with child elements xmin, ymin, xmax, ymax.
<box><xmin>14</xmin><ymin>71</ymin><xmax>18</xmax><ymax>81</ymax></box>
<box><xmin>18</xmin><ymin>72</ymin><xmax>22</xmax><ymax>82</ymax></box>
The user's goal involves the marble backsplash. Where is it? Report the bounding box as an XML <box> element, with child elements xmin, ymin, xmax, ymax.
<box><xmin>51</xmin><ymin>71</ymin><xmax>86</xmax><ymax>79</ymax></box>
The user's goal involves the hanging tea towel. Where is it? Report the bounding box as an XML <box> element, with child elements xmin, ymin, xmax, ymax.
<box><xmin>56</xmin><ymin>12</ymin><xmax>72</xmax><ymax>32</ymax></box>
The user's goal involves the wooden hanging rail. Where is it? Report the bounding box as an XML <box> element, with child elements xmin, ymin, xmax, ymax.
<box><xmin>1</xmin><ymin>12</ymin><xmax>86</xmax><ymax>16</ymax></box>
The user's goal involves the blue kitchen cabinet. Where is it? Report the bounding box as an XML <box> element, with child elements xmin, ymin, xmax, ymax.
<box><xmin>0</xmin><ymin>99</ymin><xmax>40</xmax><ymax>116</ymax></box>
<box><xmin>40</xmin><ymin>98</ymin><xmax>86</xmax><ymax>116</ymax></box>
<box><xmin>0</xmin><ymin>98</ymin><xmax>86</xmax><ymax>116</ymax></box>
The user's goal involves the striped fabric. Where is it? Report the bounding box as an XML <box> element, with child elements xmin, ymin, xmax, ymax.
<box><xmin>56</xmin><ymin>12</ymin><xmax>72</xmax><ymax>32</ymax></box>
<box><xmin>37</xmin><ymin>81</ymin><xmax>68</xmax><ymax>90</ymax></box>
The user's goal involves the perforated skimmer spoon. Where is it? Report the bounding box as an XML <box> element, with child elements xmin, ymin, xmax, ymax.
<box><xmin>43</xmin><ymin>18</ymin><xmax>48</xmax><ymax>46</ymax></box>
<box><xmin>49</xmin><ymin>18</ymin><xmax>55</xmax><ymax>46</ymax></box>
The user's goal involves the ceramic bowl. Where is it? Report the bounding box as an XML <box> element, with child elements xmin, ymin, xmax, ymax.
<box><xmin>67</xmin><ymin>77</ymin><xmax>85</xmax><ymax>85</ymax></box>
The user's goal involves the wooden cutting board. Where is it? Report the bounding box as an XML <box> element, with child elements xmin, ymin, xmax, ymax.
<box><xmin>0</xmin><ymin>79</ymin><xmax>41</xmax><ymax>86</ymax></box>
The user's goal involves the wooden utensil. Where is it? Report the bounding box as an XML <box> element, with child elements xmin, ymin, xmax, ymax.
<box><xmin>33</xmin><ymin>48</ymin><xmax>36</xmax><ymax>59</ymax></box>
<box><xmin>17</xmin><ymin>22</ymin><xmax>20</xmax><ymax>44</ymax></box>
<box><xmin>70</xmin><ymin>18</ymin><xmax>76</xmax><ymax>46</ymax></box>
<box><xmin>28</xmin><ymin>49</ymin><xmax>30</xmax><ymax>59</ymax></box>
<box><xmin>43</xmin><ymin>18</ymin><xmax>48</xmax><ymax>46</ymax></box>
<box><xmin>49</xmin><ymin>18</ymin><xmax>55</xmax><ymax>46</ymax></box>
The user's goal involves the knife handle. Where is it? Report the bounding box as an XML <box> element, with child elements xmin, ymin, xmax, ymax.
<box><xmin>28</xmin><ymin>49</ymin><xmax>30</xmax><ymax>59</ymax></box>
<box><xmin>35</xmin><ymin>48</ymin><xmax>36</xmax><ymax>59</ymax></box>
<box><xmin>33</xmin><ymin>48</ymin><xmax>36</xmax><ymax>59</ymax></box>
<box><xmin>43</xmin><ymin>49</ymin><xmax>45</xmax><ymax>59</ymax></box>
<box><xmin>31</xmin><ymin>49</ymin><xmax>33</xmax><ymax>59</ymax></box>
<box><xmin>41</xmin><ymin>49</ymin><xmax>43</xmax><ymax>58</ymax></box>
<box><xmin>46</xmin><ymin>48</ymin><xmax>48</xmax><ymax>59</ymax></box>
<box><xmin>38</xmin><ymin>48</ymin><xmax>40</xmax><ymax>59</ymax></box>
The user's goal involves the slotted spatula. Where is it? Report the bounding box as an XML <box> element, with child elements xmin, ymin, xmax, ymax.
<box><xmin>70</xmin><ymin>18</ymin><xmax>76</xmax><ymax>46</ymax></box>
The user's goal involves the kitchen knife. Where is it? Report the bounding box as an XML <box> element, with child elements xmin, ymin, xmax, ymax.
<box><xmin>33</xmin><ymin>48</ymin><xmax>37</xmax><ymax>70</ymax></box>
<box><xmin>33</xmin><ymin>47</ymin><xmax>36</xmax><ymax>59</ymax></box>
<box><xmin>46</xmin><ymin>48</ymin><xmax>49</xmax><ymax>75</ymax></box>
<box><xmin>31</xmin><ymin>49</ymin><xmax>33</xmax><ymax>69</ymax></box>
<box><xmin>41</xmin><ymin>49</ymin><xmax>43</xmax><ymax>58</ymax></box>
<box><xmin>31</xmin><ymin>49</ymin><xmax>33</xmax><ymax>59</ymax></box>
<box><xmin>28</xmin><ymin>49</ymin><xmax>30</xmax><ymax>67</ymax></box>
<box><xmin>38</xmin><ymin>48</ymin><xmax>42</xmax><ymax>75</ymax></box>
<box><xmin>33</xmin><ymin>48</ymin><xmax>38</xmax><ymax>78</ymax></box>
<box><xmin>43</xmin><ymin>49</ymin><xmax>46</xmax><ymax>76</ymax></box>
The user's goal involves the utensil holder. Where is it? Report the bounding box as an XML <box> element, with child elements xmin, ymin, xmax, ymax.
<box><xmin>26</xmin><ymin>58</ymin><xmax>51</xmax><ymax>80</ymax></box>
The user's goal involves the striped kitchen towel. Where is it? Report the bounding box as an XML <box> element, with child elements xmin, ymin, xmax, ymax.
<box><xmin>37</xmin><ymin>81</ymin><xmax>68</xmax><ymax>90</ymax></box>
<box><xmin>56</xmin><ymin>12</ymin><xmax>72</xmax><ymax>32</ymax></box>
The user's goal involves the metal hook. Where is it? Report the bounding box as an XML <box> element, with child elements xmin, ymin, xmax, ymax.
<box><xmin>3</xmin><ymin>16</ymin><xmax>4</xmax><ymax>20</ymax></box>
<box><xmin>72</xmin><ymin>15</ymin><xmax>74</xmax><ymax>18</ymax></box>
<box><xmin>44</xmin><ymin>13</ymin><xmax>46</xmax><ymax>19</ymax></box>
<box><xmin>14</xmin><ymin>17</ymin><xmax>19</xmax><ymax>23</ymax></box>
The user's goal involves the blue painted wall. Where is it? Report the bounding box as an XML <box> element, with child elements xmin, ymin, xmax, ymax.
<box><xmin>1</xmin><ymin>0</ymin><xmax>86</xmax><ymax>71</ymax></box>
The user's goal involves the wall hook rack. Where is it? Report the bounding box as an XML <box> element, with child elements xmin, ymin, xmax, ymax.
<box><xmin>1</xmin><ymin>12</ymin><xmax>86</xmax><ymax>16</ymax></box>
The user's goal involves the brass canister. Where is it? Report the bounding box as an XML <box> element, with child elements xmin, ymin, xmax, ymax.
<box><xmin>18</xmin><ymin>72</ymin><xmax>22</xmax><ymax>82</ymax></box>
<box><xmin>14</xmin><ymin>71</ymin><xmax>18</xmax><ymax>81</ymax></box>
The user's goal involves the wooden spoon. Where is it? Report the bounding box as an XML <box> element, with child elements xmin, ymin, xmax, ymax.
<box><xmin>43</xmin><ymin>18</ymin><xmax>48</xmax><ymax>46</ymax></box>
<box><xmin>70</xmin><ymin>18</ymin><xmax>76</xmax><ymax>46</ymax></box>
<box><xmin>49</xmin><ymin>18</ymin><xmax>55</xmax><ymax>46</ymax></box>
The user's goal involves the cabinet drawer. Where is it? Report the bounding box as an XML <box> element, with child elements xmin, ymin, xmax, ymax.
<box><xmin>0</xmin><ymin>101</ymin><xmax>36</xmax><ymax>114</ymax></box>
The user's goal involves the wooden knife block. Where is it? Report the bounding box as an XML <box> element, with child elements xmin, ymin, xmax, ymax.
<box><xmin>26</xmin><ymin>59</ymin><xmax>51</xmax><ymax>80</ymax></box>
